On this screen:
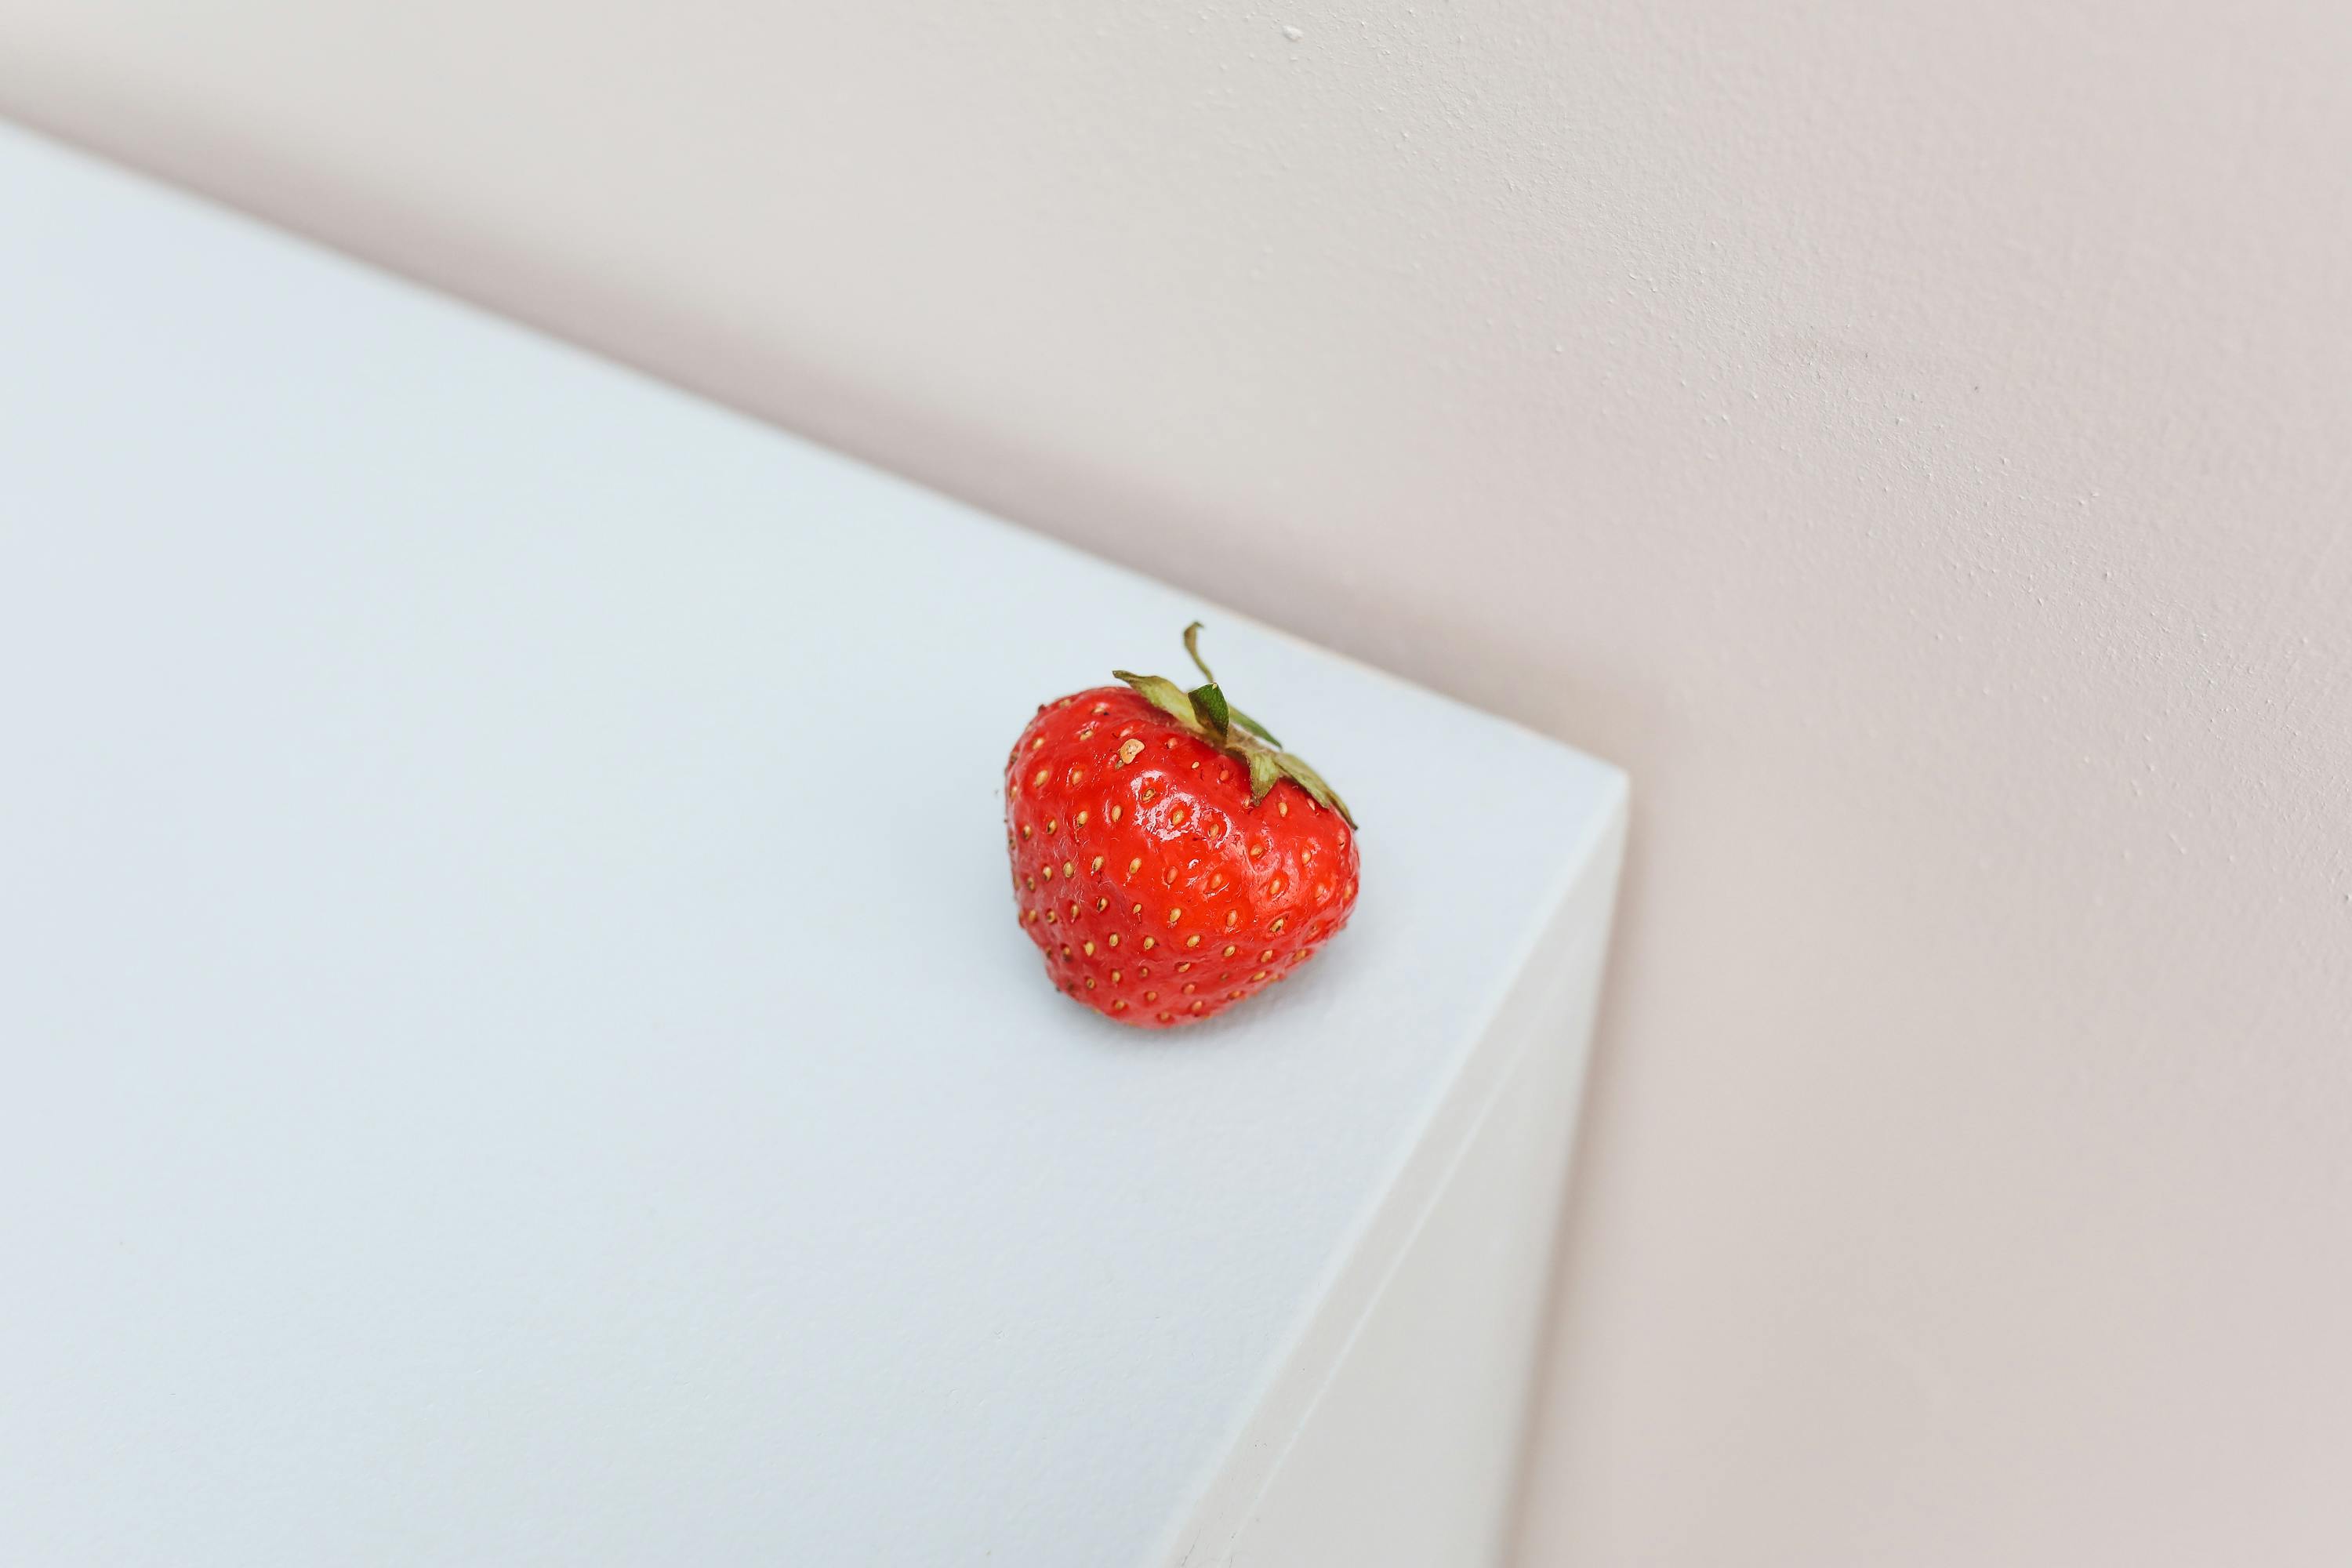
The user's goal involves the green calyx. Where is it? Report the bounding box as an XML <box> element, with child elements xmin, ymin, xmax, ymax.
<box><xmin>1112</xmin><ymin>622</ymin><xmax>1357</xmax><ymax>826</ymax></box>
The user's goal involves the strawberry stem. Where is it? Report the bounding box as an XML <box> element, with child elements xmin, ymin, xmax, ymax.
<box><xmin>1181</xmin><ymin>621</ymin><xmax>1218</xmax><ymax>684</ymax></box>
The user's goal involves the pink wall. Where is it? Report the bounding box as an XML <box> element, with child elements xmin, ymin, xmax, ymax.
<box><xmin>5</xmin><ymin>2</ymin><xmax>2347</xmax><ymax>1560</ymax></box>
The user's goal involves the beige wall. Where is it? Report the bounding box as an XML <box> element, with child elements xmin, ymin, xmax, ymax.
<box><xmin>7</xmin><ymin>2</ymin><xmax>2348</xmax><ymax>1561</ymax></box>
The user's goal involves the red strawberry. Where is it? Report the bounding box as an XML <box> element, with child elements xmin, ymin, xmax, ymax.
<box><xmin>1004</xmin><ymin>624</ymin><xmax>1359</xmax><ymax>1028</ymax></box>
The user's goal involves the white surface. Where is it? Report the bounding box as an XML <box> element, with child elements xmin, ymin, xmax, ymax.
<box><xmin>0</xmin><ymin>126</ymin><xmax>1624</xmax><ymax>1566</ymax></box>
<box><xmin>1203</xmin><ymin>863</ymin><xmax>1614</xmax><ymax>1567</ymax></box>
<box><xmin>3</xmin><ymin>5</ymin><xmax>2339</xmax><ymax>1563</ymax></box>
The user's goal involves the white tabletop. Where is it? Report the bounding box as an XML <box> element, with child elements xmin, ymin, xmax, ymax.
<box><xmin>0</xmin><ymin>123</ymin><xmax>1624</xmax><ymax>1566</ymax></box>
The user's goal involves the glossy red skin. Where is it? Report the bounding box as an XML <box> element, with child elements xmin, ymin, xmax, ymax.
<box><xmin>1004</xmin><ymin>686</ymin><xmax>1360</xmax><ymax>1028</ymax></box>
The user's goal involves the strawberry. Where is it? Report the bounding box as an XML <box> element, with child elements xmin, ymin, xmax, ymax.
<box><xmin>1004</xmin><ymin>623</ymin><xmax>1359</xmax><ymax>1028</ymax></box>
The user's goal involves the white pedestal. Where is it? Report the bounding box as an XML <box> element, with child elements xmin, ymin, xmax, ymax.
<box><xmin>0</xmin><ymin>124</ymin><xmax>1626</xmax><ymax>1567</ymax></box>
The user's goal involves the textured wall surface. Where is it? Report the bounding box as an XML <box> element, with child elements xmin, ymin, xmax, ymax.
<box><xmin>5</xmin><ymin>2</ymin><xmax>2348</xmax><ymax>1562</ymax></box>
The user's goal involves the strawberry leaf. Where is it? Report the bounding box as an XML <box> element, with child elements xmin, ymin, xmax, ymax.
<box><xmin>1120</xmin><ymin>626</ymin><xmax>1357</xmax><ymax>827</ymax></box>
<box><xmin>1228</xmin><ymin>706</ymin><xmax>1282</xmax><ymax>746</ymax></box>
<box><xmin>1188</xmin><ymin>681</ymin><xmax>1231</xmax><ymax>741</ymax></box>
<box><xmin>1246</xmin><ymin>749</ymin><xmax>1283</xmax><ymax>804</ymax></box>
<box><xmin>1112</xmin><ymin>670</ymin><xmax>1201</xmax><ymax>731</ymax></box>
